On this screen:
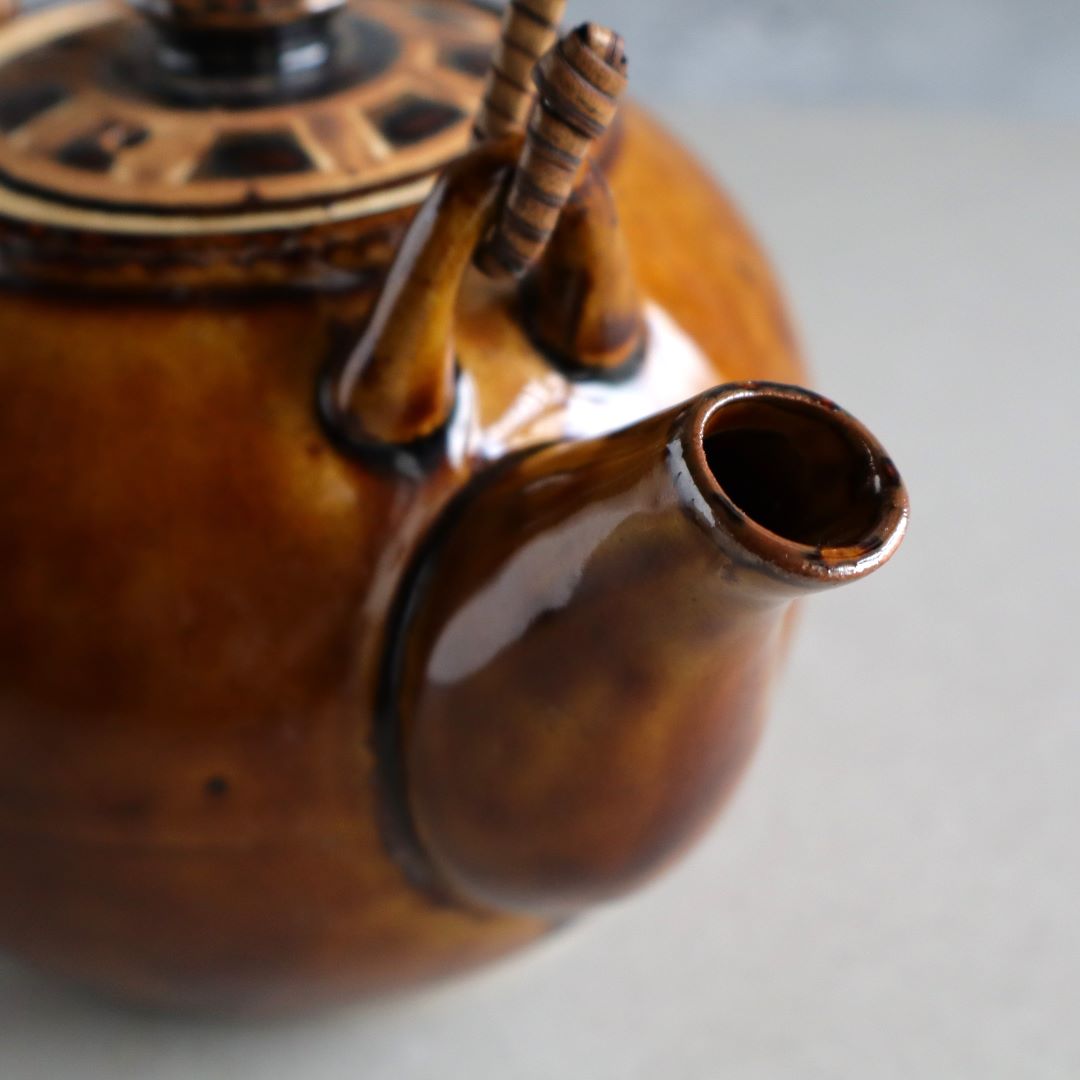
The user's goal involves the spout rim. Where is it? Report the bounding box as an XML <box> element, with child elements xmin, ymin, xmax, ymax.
<box><xmin>678</xmin><ymin>381</ymin><xmax>909</xmax><ymax>586</ymax></box>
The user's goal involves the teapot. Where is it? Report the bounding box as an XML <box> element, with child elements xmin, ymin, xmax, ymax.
<box><xmin>0</xmin><ymin>0</ymin><xmax>908</xmax><ymax>1012</ymax></box>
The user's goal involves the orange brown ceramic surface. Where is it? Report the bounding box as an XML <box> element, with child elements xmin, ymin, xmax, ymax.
<box><xmin>0</xmin><ymin>1</ymin><xmax>906</xmax><ymax>1013</ymax></box>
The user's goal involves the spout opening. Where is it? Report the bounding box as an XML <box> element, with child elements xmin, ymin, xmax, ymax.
<box><xmin>685</xmin><ymin>383</ymin><xmax>908</xmax><ymax>583</ymax></box>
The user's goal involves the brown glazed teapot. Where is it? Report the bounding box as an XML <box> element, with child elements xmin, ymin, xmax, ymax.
<box><xmin>0</xmin><ymin>0</ymin><xmax>908</xmax><ymax>1013</ymax></box>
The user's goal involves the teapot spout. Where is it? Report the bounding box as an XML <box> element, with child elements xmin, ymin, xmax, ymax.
<box><xmin>380</xmin><ymin>383</ymin><xmax>908</xmax><ymax>916</ymax></box>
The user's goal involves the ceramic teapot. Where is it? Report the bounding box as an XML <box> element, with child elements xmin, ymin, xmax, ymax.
<box><xmin>0</xmin><ymin>0</ymin><xmax>908</xmax><ymax>1012</ymax></box>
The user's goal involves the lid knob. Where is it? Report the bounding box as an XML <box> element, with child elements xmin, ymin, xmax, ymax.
<box><xmin>131</xmin><ymin>0</ymin><xmax>347</xmax><ymax>33</ymax></box>
<box><xmin>127</xmin><ymin>0</ymin><xmax>359</xmax><ymax>106</ymax></box>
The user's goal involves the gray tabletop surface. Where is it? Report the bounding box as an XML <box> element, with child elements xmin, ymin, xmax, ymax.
<box><xmin>1</xmin><ymin>104</ymin><xmax>1077</xmax><ymax>1078</ymax></box>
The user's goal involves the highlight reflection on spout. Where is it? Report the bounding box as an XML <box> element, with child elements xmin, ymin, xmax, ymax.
<box><xmin>380</xmin><ymin>382</ymin><xmax>908</xmax><ymax>917</ymax></box>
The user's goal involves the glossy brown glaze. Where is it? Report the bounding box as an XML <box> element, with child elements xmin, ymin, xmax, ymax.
<box><xmin>0</xmin><ymin>7</ymin><xmax>900</xmax><ymax>1003</ymax></box>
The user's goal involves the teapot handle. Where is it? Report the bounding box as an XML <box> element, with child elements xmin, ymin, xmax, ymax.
<box><xmin>475</xmin><ymin>23</ymin><xmax>629</xmax><ymax>281</ymax></box>
<box><xmin>321</xmin><ymin>21</ymin><xmax>642</xmax><ymax>461</ymax></box>
<box><xmin>474</xmin><ymin>0</ymin><xmax>568</xmax><ymax>142</ymax></box>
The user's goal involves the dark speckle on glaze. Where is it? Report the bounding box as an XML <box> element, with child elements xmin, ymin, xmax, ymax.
<box><xmin>204</xmin><ymin>776</ymin><xmax>230</xmax><ymax>798</ymax></box>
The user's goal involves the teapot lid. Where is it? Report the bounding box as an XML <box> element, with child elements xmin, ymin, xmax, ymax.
<box><xmin>0</xmin><ymin>0</ymin><xmax>496</xmax><ymax>239</ymax></box>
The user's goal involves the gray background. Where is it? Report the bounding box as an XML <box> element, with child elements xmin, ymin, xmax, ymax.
<box><xmin>2</xmin><ymin>1</ymin><xmax>1080</xmax><ymax>1077</ymax></box>
<box><xmin>21</xmin><ymin>0</ymin><xmax>1080</xmax><ymax>119</ymax></box>
<box><xmin>580</xmin><ymin>0</ymin><xmax>1080</xmax><ymax>119</ymax></box>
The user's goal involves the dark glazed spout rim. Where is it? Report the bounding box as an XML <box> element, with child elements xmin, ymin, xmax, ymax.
<box><xmin>677</xmin><ymin>381</ymin><xmax>909</xmax><ymax>587</ymax></box>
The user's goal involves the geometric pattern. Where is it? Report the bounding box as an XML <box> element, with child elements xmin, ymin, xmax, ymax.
<box><xmin>0</xmin><ymin>0</ymin><xmax>497</xmax><ymax>228</ymax></box>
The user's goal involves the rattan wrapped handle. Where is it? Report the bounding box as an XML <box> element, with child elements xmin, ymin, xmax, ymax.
<box><xmin>477</xmin><ymin>23</ymin><xmax>629</xmax><ymax>280</ymax></box>
<box><xmin>473</xmin><ymin>0</ymin><xmax>568</xmax><ymax>141</ymax></box>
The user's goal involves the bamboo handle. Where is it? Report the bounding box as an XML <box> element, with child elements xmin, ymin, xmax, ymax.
<box><xmin>474</xmin><ymin>0</ymin><xmax>568</xmax><ymax>141</ymax></box>
<box><xmin>477</xmin><ymin>23</ymin><xmax>629</xmax><ymax>280</ymax></box>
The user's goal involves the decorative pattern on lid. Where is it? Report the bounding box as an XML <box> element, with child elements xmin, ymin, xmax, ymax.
<box><xmin>0</xmin><ymin>0</ymin><xmax>497</xmax><ymax>234</ymax></box>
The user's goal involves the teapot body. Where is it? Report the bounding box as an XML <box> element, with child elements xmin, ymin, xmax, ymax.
<box><xmin>0</xmin><ymin>104</ymin><xmax>806</xmax><ymax>1012</ymax></box>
